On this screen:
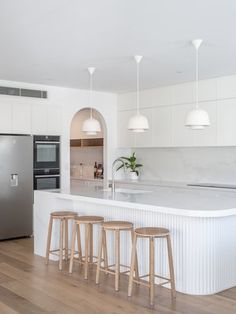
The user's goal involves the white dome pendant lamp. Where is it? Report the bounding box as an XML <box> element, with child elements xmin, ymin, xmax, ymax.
<box><xmin>128</xmin><ymin>55</ymin><xmax>149</xmax><ymax>132</ymax></box>
<box><xmin>185</xmin><ymin>39</ymin><xmax>210</xmax><ymax>129</ymax></box>
<box><xmin>82</xmin><ymin>67</ymin><xmax>101</xmax><ymax>136</ymax></box>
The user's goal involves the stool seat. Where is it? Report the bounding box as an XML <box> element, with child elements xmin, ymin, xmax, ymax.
<box><xmin>51</xmin><ymin>211</ymin><xmax>78</xmax><ymax>219</ymax></box>
<box><xmin>135</xmin><ymin>227</ymin><xmax>169</xmax><ymax>237</ymax></box>
<box><xmin>74</xmin><ymin>215</ymin><xmax>104</xmax><ymax>224</ymax></box>
<box><xmin>102</xmin><ymin>221</ymin><xmax>133</xmax><ymax>230</ymax></box>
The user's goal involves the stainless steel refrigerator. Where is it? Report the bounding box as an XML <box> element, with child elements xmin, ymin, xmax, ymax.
<box><xmin>0</xmin><ymin>135</ymin><xmax>33</xmax><ymax>240</ymax></box>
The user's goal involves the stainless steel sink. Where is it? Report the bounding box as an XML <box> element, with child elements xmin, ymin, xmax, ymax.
<box><xmin>102</xmin><ymin>188</ymin><xmax>151</xmax><ymax>194</ymax></box>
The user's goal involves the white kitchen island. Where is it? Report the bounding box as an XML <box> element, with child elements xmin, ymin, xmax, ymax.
<box><xmin>34</xmin><ymin>184</ymin><xmax>236</xmax><ymax>295</ymax></box>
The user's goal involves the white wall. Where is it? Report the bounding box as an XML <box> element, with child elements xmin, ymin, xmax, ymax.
<box><xmin>71</xmin><ymin>147</ymin><xmax>103</xmax><ymax>166</ymax></box>
<box><xmin>0</xmin><ymin>80</ymin><xmax>118</xmax><ymax>188</ymax></box>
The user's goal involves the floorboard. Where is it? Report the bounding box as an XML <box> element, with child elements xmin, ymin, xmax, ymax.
<box><xmin>0</xmin><ymin>238</ymin><xmax>235</xmax><ymax>314</ymax></box>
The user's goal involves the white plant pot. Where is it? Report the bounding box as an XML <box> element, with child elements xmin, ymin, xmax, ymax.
<box><xmin>128</xmin><ymin>172</ymin><xmax>139</xmax><ymax>181</ymax></box>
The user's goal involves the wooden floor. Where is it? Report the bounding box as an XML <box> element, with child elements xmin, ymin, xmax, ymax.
<box><xmin>0</xmin><ymin>238</ymin><xmax>235</xmax><ymax>314</ymax></box>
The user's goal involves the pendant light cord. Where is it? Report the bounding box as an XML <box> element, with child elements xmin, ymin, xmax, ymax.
<box><xmin>89</xmin><ymin>71</ymin><xmax>93</xmax><ymax>118</ymax></box>
<box><xmin>195</xmin><ymin>45</ymin><xmax>199</xmax><ymax>109</ymax></box>
<box><xmin>136</xmin><ymin>60</ymin><xmax>140</xmax><ymax>114</ymax></box>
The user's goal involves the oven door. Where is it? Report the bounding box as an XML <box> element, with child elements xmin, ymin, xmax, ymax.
<box><xmin>34</xmin><ymin>141</ymin><xmax>60</xmax><ymax>169</ymax></box>
<box><xmin>34</xmin><ymin>174</ymin><xmax>60</xmax><ymax>190</ymax></box>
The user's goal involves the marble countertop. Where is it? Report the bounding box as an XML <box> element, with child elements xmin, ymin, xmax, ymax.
<box><xmin>37</xmin><ymin>182</ymin><xmax>236</xmax><ymax>217</ymax></box>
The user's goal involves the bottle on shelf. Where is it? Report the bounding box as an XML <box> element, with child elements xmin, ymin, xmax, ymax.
<box><xmin>94</xmin><ymin>162</ymin><xmax>98</xmax><ymax>179</ymax></box>
<box><xmin>79</xmin><ymin>163</ymin><xmax>83</xmax><ymax>178</ymax></box>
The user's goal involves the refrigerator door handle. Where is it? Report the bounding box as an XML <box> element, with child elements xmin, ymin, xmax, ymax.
<box><xmin>10</xmin><ymin>174</ymin><xmax>18</xmax><ymax>187</ymax></box>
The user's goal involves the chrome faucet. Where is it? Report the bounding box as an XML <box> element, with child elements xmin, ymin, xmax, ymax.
<box><xmin>111</xmin><ymin>158</ymin><xmax>125</xmax><ymax>194</ymax></box>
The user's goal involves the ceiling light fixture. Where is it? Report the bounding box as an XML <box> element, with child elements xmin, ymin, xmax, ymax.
<box><xmin>82</xmin><ymin>67</ymin><xmax>101</xmax><ymax>136</ymax></box>
<box><xmin>128</xmin><ymin>55</ymin><xmax>149</xmax><ymax>132</ymax></box>
<box><xmin>185</xmin><ymin>39</ymin><xmax>210</xmax><ymax>130</ymax></box>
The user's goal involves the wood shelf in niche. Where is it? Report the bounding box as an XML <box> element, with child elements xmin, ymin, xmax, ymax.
<box><xmin>70</xmin><ymin>138</ymin><xmax>103</xmax><ymax>147</ymax></box>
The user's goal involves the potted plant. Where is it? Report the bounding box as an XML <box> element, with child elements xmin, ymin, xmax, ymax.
<box><xmin>116</xmin><ymin>152</ymin><xmax>143</xmax><ymax>180</ymax></box>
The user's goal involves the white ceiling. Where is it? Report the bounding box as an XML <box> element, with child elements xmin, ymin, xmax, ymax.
<box><xmin>0</xmin><ymin>0</ymin><xmax>236</xmax><ymax>93</ymax></box>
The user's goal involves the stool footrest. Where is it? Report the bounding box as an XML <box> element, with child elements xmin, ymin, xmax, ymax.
<box><xmin>131</xmin><ymin>273</ymin><xmax>171</xmax><ymax>288</ymax></box>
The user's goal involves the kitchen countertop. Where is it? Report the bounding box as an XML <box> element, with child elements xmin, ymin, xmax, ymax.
<box><xmin>43</xmin><ymin>182</ymin><xmax>236</xmax><ymax>217</ymax></box>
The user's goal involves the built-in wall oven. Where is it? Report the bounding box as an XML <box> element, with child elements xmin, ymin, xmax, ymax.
<box><xmin>33</xmin><ymin>135</ymin><xmax>60</xmax><ymax>190</ymax></box>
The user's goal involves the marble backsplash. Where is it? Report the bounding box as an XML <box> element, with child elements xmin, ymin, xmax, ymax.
<box><xmin>133</xmin><ymin>147</ymin><xmax>236</xmax><ymax>184</ymax></box>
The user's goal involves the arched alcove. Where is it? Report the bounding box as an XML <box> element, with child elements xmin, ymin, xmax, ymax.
<box><xmin>69</xmin><ymin>108</ymin><xmax>107</xmax><ymax>188</ymax></box>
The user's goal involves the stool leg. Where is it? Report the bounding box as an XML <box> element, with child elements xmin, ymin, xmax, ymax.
<box><xmin>115</xmin><ymin>230</ymin><xmax>120</xmax><ymax>291</ymax></box>
<box><xmin>149</xmin><ymin>237</ymin><xmax>155</xmax><ymax>307</ymax></box>
<box><xmin>84</xmin><ymin>224</ymin><xmax>90</xmax><ymax>279</ymax></box>
<box><xmin>102</xmin><ymin>228</ymin><xmax>108</xmax><ymax>270</ymax></box>
<box><xmin>69</xmin><ymin>222</ymin><xmax>77</xmax><ymax>274</ymax></box>
<box><xmin>45</xmin><ymin>215</ymin><xmax>53</xmax><ymax>264</ymax></box>
<box><xmin>128</xmin><ymin>233</ymin><xmax>137</xmax><ymax>297</ymax></box>
<box><xmin>89</xmin><ymin>223</ymin><xmax>93</xmax><ymax>263</ymax></box>
<box><xmin>76</xmin><ymin>224</ymin><xmax>82</xmax><ymax>261</ymax></box>
<box><xmin>59</xmin><ymin>219</ymin><xmax>64</xmax><ymax>271</ymax></box>
<box><xmin>131</xmin><ymin>230</ymin><xmax>139</xmax><ymax>281</ymax></box>
<box><xmin>96</xmin><ymin>227</ymin><xmax>104</xmax><ymax>285</ymax></box>
<box><xmin>64</xmin><ymin>219</ymin><xmax>69</xmax><ymax>262</ymax></box>
<box><xmin>166</xmin><ymin>234</ymin><xmax>176</xmax><ymax>298</ymax></box>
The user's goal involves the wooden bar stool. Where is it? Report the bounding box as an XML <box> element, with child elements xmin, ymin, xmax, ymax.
<box><xmin>45</xmin><ymin>211</ymin><xmax>78</xmax><ymax>270</ymax></box>
<box><xmin>128</xmin><ymin>227</ymin><xmax>176</xmax><ymax>307</ymax></box>
<box><xmin>96</xmin><ymin>221</ymin><xmax>139</xmax><ymax>292</ymax></box>
<box><xmin>69</xmin><ymin>215</ymin><xmax>105</xmax><ymax>279</ymax></box>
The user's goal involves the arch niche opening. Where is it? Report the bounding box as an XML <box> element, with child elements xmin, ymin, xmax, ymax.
<box><xmin>69</xmin><ymin>108</ymin><xmax>107</xmax><ymax>189</ymax></box>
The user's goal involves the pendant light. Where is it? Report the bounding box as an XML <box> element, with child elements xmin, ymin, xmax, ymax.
<box><xmin>82</xmin><ymin>67</ymin><xmax>101</xmax><ymax>135</ymax></box>
<box><xmin>128</xmin><ymin>55</ymin><xmax>149</xmax><ymax>132</ymax></box>
<box><xmin>185</xmin><ymin>39</ymin><xmax>210</xmax><ymax>129</ymax></box>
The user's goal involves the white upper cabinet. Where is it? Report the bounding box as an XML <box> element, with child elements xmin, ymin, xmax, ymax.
<box><xmin>31</xmin><ymin>103</ymin><xmax>62</xmax><ymax>135</ymax></box>
<box><xmin>134</xmin><ymin>108</ymin><xmax>153</xmax><ymax>147</ymax></box>
<box><xmin>193</xmin><ymin>101</ymin><xmax>217</xmax><ymax>146</ymax></box>
<box><xmin>217</xmin><ymin>99</ymin><xmax>236</xmax><ymax>146</ymax></box>
<box><xmin>117</xmin><ymin>110</ymin><xmax>136</xmax><ymax>148</ymax></box>
<box><xmin>152</xmin><ymin>106</ymin><xmax>172</xmax><ymax>147</ymax></box>
<box><xmin>172</xmin><ymin>82</ymin><xmax>194</xmax><ymax>105</ymax></box>
<box><xmin>0</xmin><ymin>103</ymin><xmax>12</xmax><ymax>133</ymax></box>
<box><xmin>172</xmin><ymin>104</ymin><xmax>194</xmax><ymax>146</ymax></box>
<box><xmin>31</xmin><ymin>103</ymin><xmax>48</xmax><ymax>135</ymax></box>
<box><xmin>12</xmin><ymin>102</ymin><xmax>31</xmax><ymax>134</ymax></box>
<box><xmin>47</xmin><ymin>105</ymin><xmax>62</xmax><ymax>135</ymax></box>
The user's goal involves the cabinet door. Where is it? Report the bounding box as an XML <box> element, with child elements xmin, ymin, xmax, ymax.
<box><xmin>31</xmin><ymin>103</ymin><xmax>48</xmax><ymax>135</ymax></box>
<box><xmin>117</xmin><ymin>110</ymin><xmax>136</xmax><ymax>148</ymax></box>
<box><xmin>134</xmin><ymin>108</ymin><xmax>152</xmax><ymax>147</ymax></box>
<box><xmin>12</xmin><ymin>103</ymin><xmax>31</xmax><ymax>134</ymax></box>
<box><xmin>218</xmin><ymin>99</ymin><xmax>236</xmax><ymax>145</ymax></box>
<box><xmin>0</xmin><ymin>103</ymin><xmax>12</xmax><ymax>133</ymax></box>
<box><xmin>172</xmin><ymin>104</ymin><xmax>194</xmax><ymax>146</ymax></box>
<box><xmin>47</xmin><ymin>105</ymin><xmax>62</xmax><ymax>135</ymax></box>
<box><xmin>193</xmin><ymin>101</ymin><xmax>217</xmax><ymax>146</ymax></box>
<box><xmin>152</xmin><ymin>106</ymin><xmax>172</xmax><ymax>147</ymax></box>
